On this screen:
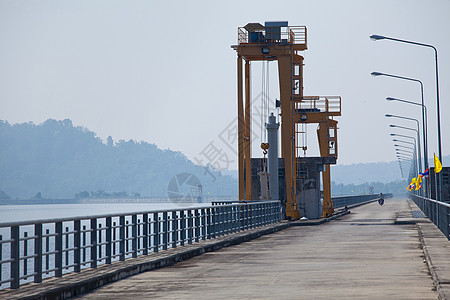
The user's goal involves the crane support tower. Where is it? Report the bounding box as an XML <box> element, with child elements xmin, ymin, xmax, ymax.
<box><xmin>232</xmin><ymin>21</ymin><xmax>341</xmax><ymax>219</ymax></box>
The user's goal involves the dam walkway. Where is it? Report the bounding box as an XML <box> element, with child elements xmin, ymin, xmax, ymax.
<box><xmin>77</xmin><ymin>198</ymin><xmax>449</xmax><ymax>299</ymax></box>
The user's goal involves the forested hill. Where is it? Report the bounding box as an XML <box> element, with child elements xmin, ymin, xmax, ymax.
<box><xmin>0</xmin><ymin>119</ymin><xmax>236</xmax><ymax>199</ymax></box>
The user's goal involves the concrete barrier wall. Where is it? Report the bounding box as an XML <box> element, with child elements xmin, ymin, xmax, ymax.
<box><xmin>332</xmin><ymin>193</ymin><xmax>393</xmax><ymax>209</ymax></box>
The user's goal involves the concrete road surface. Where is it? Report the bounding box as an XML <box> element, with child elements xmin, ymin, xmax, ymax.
<box><xmin>78</xmin><ymin>198</ymin><xmax>437</xmax><ymax>299</ymax></box>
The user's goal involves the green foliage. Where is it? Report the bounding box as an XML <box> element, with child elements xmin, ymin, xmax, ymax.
<box><xmin>0</xmin><ymin>188</ymin><xmax>10</xmax><ymax>199</ymax></box>
<box><xmin>75</xmin><ymin>191</ymin><xmax>90</xmax><ymax>198</ymax></box>
<box><xmin>0</xmin><ymin>119</ymin><xmax>237</xmax><ymax>198</ymax></box>
<box><xmin>33</xmin><ymin>192</ymin><xmax>43</xmax><ymax>199</ymax></box>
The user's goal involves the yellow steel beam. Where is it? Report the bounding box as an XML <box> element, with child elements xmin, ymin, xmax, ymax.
<box><xmin>317</xmin><ymin>119</ymin><xmax>338</xmax><ymax>217</ymax></box>
<box><xmin>237</xmin><ymin>55</ymin><xmax>245</xmax><ymax>201</ymax></box>
<box><xmin>322</xmin><ymin>165</ymin><xmax>333</xmax><ymax>217</ymax></box>
<box><xmin>294</xmin><ymin>113</ymin><xmax>339</xmax><ymax>124</ymax></box>
<box><xmin>244</xmin><ymin>60</ymin><xmax>252</xmax><ymax>200</ymax></box>
<box><xmin>278</xmin><ymin>55</ymin><xmax>299</xmax><ymax>220</ymax></box>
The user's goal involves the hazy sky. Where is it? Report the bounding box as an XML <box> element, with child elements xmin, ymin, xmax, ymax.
<box><xmin>1</xmin><ymin>0</ymin><xmax>449</xmax><ymax>169</ymax></box>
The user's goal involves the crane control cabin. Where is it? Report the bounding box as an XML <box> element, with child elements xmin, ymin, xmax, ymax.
<box><xmin>232</xmin><ymin>21</ymin><xmax>341</xmax><ymax>219</ymax></box>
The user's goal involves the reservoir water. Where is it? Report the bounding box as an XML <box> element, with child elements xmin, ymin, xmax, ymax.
<box><xmin>0</xmin><ymin>201</ymin><xmax>216</xmax><ymax>289</ymax></box>
<box><xmin>0</xmin><ymin>202</ymin><xmax>208</xmax><ymax>223</ymax></box>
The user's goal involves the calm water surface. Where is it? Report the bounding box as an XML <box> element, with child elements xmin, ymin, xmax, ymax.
<box><xmin>0</xmin><ymin>202</ymin><xmax>209</xmax><ymax>223</ymax></box>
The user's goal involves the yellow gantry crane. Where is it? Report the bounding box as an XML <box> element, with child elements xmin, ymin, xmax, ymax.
<box><xmin>232</xmin><ymin>22</ymin><xmax>341</xmax><ymax>219</ymax></box>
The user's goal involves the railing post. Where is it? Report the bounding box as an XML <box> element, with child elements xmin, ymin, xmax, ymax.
<box><xmin>55</xmin><ymin>222</ymin><xmax>63</xmax><ymax>277</ymax></box>
<box><xmin>112</xmin><ymin>222</ymin><xmax>116</xmax><ymax>257</ymax></box>
<box><xmin>274</xmin><ymin>202</ymin><xmax>278</xmax><ymax>222</ymax></box>
<box><xmin>23</xmin><ymin>232</ymin><xmax>28</xmax><ymax>277</ymax></box>
<box><xmin>180</xmin><ymin>211</ymin><xmax>185</xmax><ymax>246</ymax></box>
<box><xmin>225</xmin><ymin>206</ymin><xmax>230</xmax><ymax>234</ymax></box>
<box><xmin>195</xmin><ymin>209</ymin><xmax>200</xmax><ymax>242</ymax></box>
<box><xmin>256</xmin><ymin>204</ymin><xmax>260</xmax><ymax>227</ymax></box>
<box><xmin>34</xmin><ymin>223</ymin><xmax>43</xmax><ymax>283</ymax></box>
<box><xmin>0</xmin><ymin>235</ymin><xmax>2</xmax><ymax>283</ymax></box>
<box><xmin>10</xmin><ymin>225</ymin><xmax>20</xmax><ymax>289</ymax></box>
<box><xmin>172</xmin><ymin>211</ymin><xmax>178</xmax><ymax>248</ymax></box>
<box><xmin>221</xmin><ymin>206</ymin><xmax>225</xmax><ymax>235</ymax></box>
<box><xmin>234</xmin><ymin>205</ymin><xmax>239</xmax><ymax>232</ymax></box>
<box><xmin>239</xmin><ymin>205</ymin><xmax>243</xmax><ymax>231</ymax></box>
<box><xmin>225</xmin><ymin>206</ymin><xmax>229</xmax><ymax>233</ymax></box>
<box><xmin>216</xmin><ymin>206</ymin><xmax>221</xmax><ymax>237</ymax></box>
<box><xmin>244</xmin><ymin>204</ymin><xmax>248</xmax><ymax>230</ymax></box>
<box><xmin>119</xmin><ymin>216</ymin><xmax>125</xmax><ymax>261</ymax></box>
<box><xmin>162</xmin><ymin>212</ymin><xmax>168</xmax><ymax>250</ymax></box>
<box><xmin>106</xmin><ymin>217</ymin><xmax>112</xmax><ymax>264</ymax></box>
<box><xmin>446</xmin><ymin>206</ymin><xmax>450</xmax><ymax>239</ymax></box>
<box><xmin>74</xmin><ymin>220</ymin><xmax>81</xmax><ymax>272</ymax></box>
<box><xmin>188</xmin><ymin>210</ymin><xmax>193</xmax><ymax>244</ymax></box>
<box><xmin>143</xmin><ymin>213</ymin><xmax>149</xmax><ymax>255</ymax></box>
<box><xmin>82</xmin><ymin>226</ymin><xmax>86</xmax><ymax>263</ymax></box>
<box><xmin>153</xmin><ymin>213</ymin><xmax>159</xmax><ymax>253</ymax></box>
<box><xmin>264</xmin><ymin>203</ymin><xmax>268</xmax><ymax>225</ymax></box>
<box><xmin>201</xmin><ymin>208</ymin><xmax>207</xmax><ymax>240</ymax></box>
<box><xmin>132</xmin><ymin>215</ymin><xmax>137</xmax><ymax>258</ymax></box>
<box><xmin>65</xmin><ymin>227</ymin><xmax>69</xmax><ymax>266</ymax></box>
<box><xmin>211</xmin><ymin>207</ymin><xmax>216</xmax><ymax>239</ymax></box>
<box><xmin>125</xmin><ymin>220</ymin><xmax>129</xmax><ymax>256</ymax></box>
<box><xmin>246</xmin><ymin>204</ymin><xmax>251</xmax><ymax>229</ymax></box>
<box><xmin>254</xmin><ymin>204</ymin><xmax>258</xmax><ymax>228</ymax></box>
<box><xmin>256</xmin><ymin>203</ymin><xmax>260</xmax><ymax>226</ymax></box>
<box><xmin>221</xmin><ymin>206</ymin><xmax>225</xmax><ymax>234</ymax></box>
<box><xmin>90</xmin><ymin>219</ymin><xmax>97</xmax><ymax>268</ymax></box>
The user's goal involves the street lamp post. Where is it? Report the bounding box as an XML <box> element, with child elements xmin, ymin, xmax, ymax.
<box><xmin>371</xmin><ymin>72</ymin><xmax>427</xmax><ymax>170</ymax></box>
<box><xmin>397</xmin><ymin>157</ymin><xmax>413</xmax><ymax>179</ymax></box>
<box><xmin>386</xmin><ymin>97</ymin><xmax>428</xmax><ymax>170</ymax></box>
<box><xmin>390</xmin><ymin>124</ymin><xmax>421</xmax><ymax>183</ymax></box>
<box><xmin>396</xmin><ymin>148</ymin><xmax>417</xmax><ymax>181</ymax></box>
<box><xmin>372</xmin><ymin>72</ymin><xmax>427</xmax><ymax>171</ymax></box>
<box><xmin>391</xmin><ymin>133</ymin><xmax>418</xmax><ymax>182</ymax></box>
<box><xmin>370</xmin><ymin>34</ymin><xmax>442</xmax><ymax>202</ymax></box>
<box><xmin>387</xmin><ymin>114</ymin><xmax>424</xmax><ymax>195</ymax></box>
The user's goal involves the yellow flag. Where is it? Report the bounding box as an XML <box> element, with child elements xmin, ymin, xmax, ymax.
<box><xmin>411</xmin><ymin>177</ymin><xmax>416</xmax><ymax>184</ymax></box>
<box><xmin>434</xmin><ymin>153</ymin><xmax>442</xmax><ymax>173</ymax></box>
<box><xmin>415</xmin><ymin>175</ymin><xmax>422</xmax><ymax>190</ymax></box>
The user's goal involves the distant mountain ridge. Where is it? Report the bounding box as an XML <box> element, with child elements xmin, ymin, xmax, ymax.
<box><xmin>0</xmin><ymin>119</ymin><xmax>236</xmax><ymax>199</ymax></box>
<box><xmin>332</xmin><ymin>155</ymin><xmax>450</xmax><ymax>185</ymax></box>
<box><xmin>331</xmin><ymin>161</ymin><xmax>402</xmax><ymax>185</ymax></box>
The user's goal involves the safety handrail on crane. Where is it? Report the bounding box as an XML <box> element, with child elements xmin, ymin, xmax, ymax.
<box><xmin>237</xmin><ymin>25</ymin><xmax>307</xmax><ymax>47</ymax></box>
<box><xmin>295</xmin><ymin>96</ymin><xmax>341</xmax><ymax>115</ymax></box>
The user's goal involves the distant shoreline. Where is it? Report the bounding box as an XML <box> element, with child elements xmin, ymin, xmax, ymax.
<box><xmin>0</xmin><ymin>197</ymin><xmax>172</xmax><ymax>205</ymax></box>
<box><xmin>0</xmin><ymin>196</ymin><xmax>238</xmax><ymax>205</ymax></box>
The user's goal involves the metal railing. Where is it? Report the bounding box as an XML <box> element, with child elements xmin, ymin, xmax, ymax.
<box><xmin>332</xmin><ymin>194</ymin><xmax>393</xmax><ymax>209</ymax></box>
<box><xmin>0</xmin><ymin>201</ymin><xmax>281</xmax><ymax>289</ymax></box>
<box><xmin>295</xmin><ymin>96</ymin><xmax>341</xmax><ymax>115</ymax></box>
<box><xmin>237</xmin><ymin>25</ymin><xmax>307</xmax><ymax>46</ymax></box>
<box><xmin>410</xmin><ymin>194</ymin><xmax>450</xmax><ymax>240</ymax></box>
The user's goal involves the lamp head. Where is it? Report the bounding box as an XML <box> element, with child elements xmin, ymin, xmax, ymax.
<box><xmin>389</xmin><ymin>124</ymin><xmax>396</xmax><ymax>128</ymax></box>
<box><xmin>371</xmin><ymin>72</ymin><xmax>383</xmax><ymax>77</ymax></box>
<box><xmin>390</xmin><ymin>133</ymin><xmax>396</xmax><ymax>136</ymax></box>
<box><xmin>386</xmin><ymin>97</ymin><xmax>396</xmax><ymax>101</ymax></box>
<box><xmin>370</xmin><ymin>34</ymin><xmax>386</xmax><ymax>41</ymax></box>
<box><xmin>385</xmin><ymin>114</ymin><xmax>392</xmax><ymax>117</ymax></box>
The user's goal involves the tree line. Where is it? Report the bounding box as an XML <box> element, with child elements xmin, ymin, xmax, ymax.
<box><xmin>0</xmin><ymin>119</ymin><xmax>237</xmax><ymax>199</ymax></box>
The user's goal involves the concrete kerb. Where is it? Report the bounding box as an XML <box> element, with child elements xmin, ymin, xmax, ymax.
<box><xmin>408</xmin><ymin>199</ymin><xmax>450</xmax><ymax>300</ymax></box>
<box><xmin>0</xmin><ymin>202</ymin><xmax>370</xmax><ymax>300</ymax></box>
